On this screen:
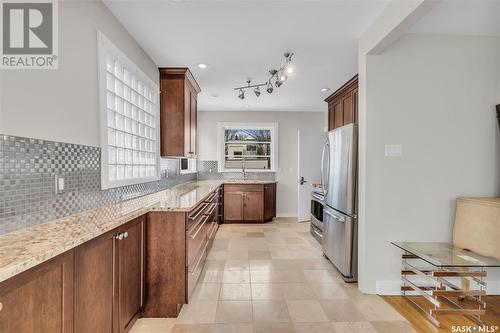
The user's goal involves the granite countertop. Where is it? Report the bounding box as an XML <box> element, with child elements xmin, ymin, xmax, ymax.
<box><xmin>0</xmin><ymin>179</ymin><xmax>276</xmax><ymax>283</ymax></box>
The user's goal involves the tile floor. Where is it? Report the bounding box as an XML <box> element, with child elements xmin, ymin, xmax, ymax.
<box><xmin>130</xmin><ymin>218</ymin><xmax>417</xmax><ymax>333</ymax></box>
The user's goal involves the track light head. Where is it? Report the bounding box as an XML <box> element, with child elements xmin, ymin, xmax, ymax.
<box><xmin>254</xmin><ymin>86</ymin><xmax>261</xmax><ymax>97</ymax></box>
<box><xmin>266</xmin><ymin>81</ymin><xmax>274</xmax><ymax>94</ymax></box>
<box><xmin>238</xmin><ymin>89</ymin><xmax>245</xmax><ymax>99</ymax></box>
<box><xmin>275</xmin><ymin>76</ymin><xmax>282</xmax><ymax>88</ymax></box>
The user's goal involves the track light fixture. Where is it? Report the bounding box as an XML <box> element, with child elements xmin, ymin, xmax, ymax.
<box><xmin>254</xmin><ymin>86</ymin><xmax>261</xmax><ymax>97</ymax></box>
<box><xmin>233</xmin><ymin>52</ymin><xmax>294</xmax><ymax>99</ymax></box>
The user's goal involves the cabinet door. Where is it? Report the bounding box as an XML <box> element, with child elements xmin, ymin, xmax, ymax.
<box><xmin>189</xmin><ymin>92</ymin><xmax>197</xmax><ymax>158</ymax></box>
<box><xmin>342</xmin><ymin>92</ymin><xmax>354</xmax><ymax>125</ymax></box>
<box><xmin>333</xmin><ymin>101</ymin><xmax>343</xmax><ymax>129</ymax></box>
<box><xmin>244</xmin><ymin>192</ymin><xmax>264</xmax><ymax>221</ymax></box>
<box><xmin>0</xmin><ymin>252</ymin><xmax>73</xmax><ymax>333</ymax></box>
<box><xmin>328</xmin><ymin>105</ymin><xmax>335</xmax><ymax>131</ymax></box>
<box><xmin>75</xmin><ymin>232</ymin><xmax>115</xmax><ymax>333</ymax></box>
<box><xmin>224</xmin><ymin>192</ymin><xmax>244</xmax><ymax>220</ymax></box>
<box><xmin>264</xmin><ymin>184</ymin><xmax>276</xmax><ymax>221</ymax></box>
<box><xmin>353</xmin><ymin>88</ymin><xmax>358</xmax><ymax>124</ymax></box>
<box><xmin>118</xmin><ymin>217</ymin><xmax>145</xmax><ymax>333</ymax></box>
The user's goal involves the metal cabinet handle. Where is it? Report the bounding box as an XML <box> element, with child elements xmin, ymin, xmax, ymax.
<box><xmin>0</xmin><ymin>301</ymin><xmax>3</xmax><ymax>312</ymax></box>
<box><xmin>189</xmin><ymin>203</ymin><xmax>209</xmax><ymax>220</ymax></box>
<box><xmin>115</xmin><ymin>233</ymin><xmax>124</xmax><ymax>240</ymax></box>
<box><xmin>190</xmin><ymin>215</ymin><xmax>209</xmax><ymax>239</ymax></box>
<box><xmin>189</xmin><ymin>242</ymin><xmax>208</xmax><ymax>275</ymax></box>
<box><xmin>123</xmin><ymin>232</ymin><xmax>128</xmax><ymax>239</ymax></box>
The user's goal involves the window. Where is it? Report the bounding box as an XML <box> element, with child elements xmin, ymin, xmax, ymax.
<box><xmin>97</xmin><ymin>32</ymin><xmax>160</xmax><ymax>189</ymax></box>
<box><xmin>217</xmin><ymin>122</ymin><xmax>278</xmax><ymax>172</ymax></box>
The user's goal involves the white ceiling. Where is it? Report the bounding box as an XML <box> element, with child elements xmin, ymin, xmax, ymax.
<box><xmin>409</xmin><ymin>0</ymin><xmax>500</xmax><ymax>37</ymax></box>
<box><xmin>103</xmin><ymin>0</ymin><xmax>389</xmax><ymax>112</ymax></box>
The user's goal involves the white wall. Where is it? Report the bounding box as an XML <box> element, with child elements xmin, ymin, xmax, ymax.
<box><xmin>362</xmin><ymin>33</ymin><xmax>500</xmax><ymax>294</ymax></box>
<box><xmin>198</xmin><ymin>111</ymin><xmax>325</xmax><ymax>217</ymax></box>
<box><xmin>0</xmin><ymin>1</ymin><xmax>157</xmax><ymax>147</ymax></box>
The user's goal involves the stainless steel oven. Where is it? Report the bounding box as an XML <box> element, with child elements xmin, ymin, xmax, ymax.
<box><xmin>310</xmin><ymin>191</ymin><xmax>324</xmax><ymax>243</ymax></box>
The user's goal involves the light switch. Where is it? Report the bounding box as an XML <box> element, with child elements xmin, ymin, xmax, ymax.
<box><xmin>385</xmin><ymin>144</ymin><xmax>402</xmax><ymax>157</ymax></box>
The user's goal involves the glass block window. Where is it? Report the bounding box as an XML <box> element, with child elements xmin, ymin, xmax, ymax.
<box><xmin>217</xmin><ymin>122</ymin><xmax>278</xmax><ymax>172</ymax></box>
<box><xmin>97</xmin><ymin>32</ymin><xmax>160</xmax><ymax>189</ymax></box>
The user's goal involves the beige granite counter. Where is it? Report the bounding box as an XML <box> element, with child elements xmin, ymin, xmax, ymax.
<box><xmin>0</xmin><ymin>180</ymin><xmax>276</xmax><ymax>283</ymax></box>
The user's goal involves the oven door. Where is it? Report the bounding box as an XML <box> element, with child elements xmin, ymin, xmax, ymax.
<box><xmin>310</xmin><ymin>195</ymin><xmax>324</xmax><ymax>231</ymax></box>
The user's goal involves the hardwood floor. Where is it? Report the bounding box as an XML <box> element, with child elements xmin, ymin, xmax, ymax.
<box><xmin>384</xmin><ymin>295</ymin><xmax>500</xmax><ymax>333</ymax></box>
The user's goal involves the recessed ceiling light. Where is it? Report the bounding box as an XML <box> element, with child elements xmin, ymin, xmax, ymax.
<box><xmin>320</xmin><ymin>88</ymin><xmax>330</xmax><ymax>92</ymax></box>
<box><xmin>197</xmin><ymin>63</ymin><xmax>208</xmax><ymax>69</ymax></box>
<box><xmin>211</xmin><ymin>93</ymin><xmax>219</xmax><ymax>98</ymax></box>
<box><xmin>244</xmin><ymin>104</ymin><xmax>250</xmax><ymax>108</ymax></box>
<box><xmin>286</xmin><ymin>66</ymin><xmax>294</xmax><ymax>74</ymax></box>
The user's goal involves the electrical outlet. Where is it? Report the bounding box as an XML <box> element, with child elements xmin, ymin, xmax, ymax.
<box><xmin>54</xmin><ymin>175</ymin><xmax>65</xmax><ymax>194</ymax></box>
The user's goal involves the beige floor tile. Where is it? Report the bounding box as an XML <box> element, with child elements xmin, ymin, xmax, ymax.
<box><xmin>249</xmin><ymin>259</ymin><xmax>276</xmax><ymax>271</ymax></box>
<box><xmin>302</xmin><ymin>270</ymin><xmax>340</xmax><ymax>284</ymax></box>
<box><xmin>247</xmin><ymin>232</ymin><xmax>265</xmax><ymax>238</ymax></box>
<box><xmin>370</xmin><ymin>321</ymin><xmax>417</xmax><ymax>333</ymax></box>
<box><xmin>200</xmin><ymin>269</ymin><xmax>224</xmax><ymax>283</ymax></box>
<box><xmin>226</xmin><ymin>251</ymin><xmax>249</xmax><ymax>260</ymax></box>
<box><xmin>330</xmin><ymin>322</ymin><xmax>378</xmax><ymax>333</ymax></box>
<box><xmin>129</xmin><ymin>318</ymin><xmax>176</xmax><ymax>333</ymax></box>
<box><xmin>211</xmin><ymin>239</ymin><xmax>230</xmax><ymax>251</ymax></box>
<box><xmin>299</xmin><ymin>258</ymin><xmax>335</xmax><ymax>270</ymax></box>
<box><xmin>292</xmin><ymin>322</ymin><xmax>336</xmax><ymax>333</ymax></box>
<box><xmin>176</xmin><ymin>301</ymin><xmax>217</xmax><ymax>324</ymax></box>
<box><xmin>215</xmin><ymin>301</ymin><xmax>253</xmax><ymax>323</ymax></box>
<box><xmin>207</xmin><ymin>251</ymin><xmax>227</xmax><ymax>260</ymax></box>
<box><xmin>224</xmin><ymin>259</ymin><xmax>250</xmax><ymax>271</ymax></box>
<box><xmin>192</xmin><ymin>283</ymin><xmax>221</xmax><ymax>301</ymax></box>
<box><xmin>206</xmin><ymin>323</ymin><xmax>253</xmax><ymax>333</ymax></box>
<box><xmin>352</xmin><ymin>295</ymin><xmax>405</xmax><ymax>321</ymax></box>
<box><xmin>281</xmin><ymin>283</ymin><xmax>316</xmax><ymax>300</ymax></box>
<box><xmin>286</xmin><ymin>300</ymin><xmax>329</xmax><ymax>323</ymax></box>
<box><xmin>222</xmin><ymin>270</ymin><xmax>251</xmax><ymax>283</ymax></box>
<box><xmin>251</xmin><ymin>270</ymin><xmax>306</xmax><ymax>283</ymax></box>
<box><xmin>284</xmin><ymin>237</ymin><xmax>305</xmax><ymax>244</ymax></box>
<box><xmin>251</xmin><ymin>283</ymin><xmax>285</xmax><ymax>300</ymax></box>
<box><xmin>252</xmin><ymin>300</ymin><xmax>290</xmax><ymax>323</ymax></box>
<box><xmin>308</xmin><ymin>283</ymin><xmax>349</xmax><ymax>299</ymax></box>
<box><xmin>204</xmin><ymin>259</ymin><xmax>226</xmax><ymax>270</ymax></box>
<box><xmin>248</xmin><ymin>250</ymin><xmax>272</xmax><ymax>259</ymax></box>
<box><xmin>171</xmin><ymin>324</ymin><xmax>210</xmax><ymax>333</ymax></box>
<box><xmin>319</xmin><ymin>299</ymin><xmax>367</xmax><ymax>322</ymax></box>
<box><xmin>219</xmin><ymin>283</ymin><xmax>252</xmax><ymax>300</ymax></box>
<box><xmin>252</xmin><ymin>323</ymin><xmax>294</xmax><ymax>333</ymax></box>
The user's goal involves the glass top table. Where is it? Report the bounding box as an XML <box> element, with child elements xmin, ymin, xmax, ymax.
<box><xmin>391</xmin><ymin>242</ymin><xmax>500</xmax><ymax>268</ymax></box>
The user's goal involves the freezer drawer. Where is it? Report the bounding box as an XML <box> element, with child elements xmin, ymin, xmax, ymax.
<box><xmin>322</xmin><ymin>206</ymin><xmax>355</xmax><ymax>278</ymax></box>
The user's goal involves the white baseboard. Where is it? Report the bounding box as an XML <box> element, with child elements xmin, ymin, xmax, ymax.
<box><xmin>276</xmin><ymin>213</ymin><xmax>298</xmax><ymax>218</ymax></box>
<box><xmin>376</xmin><ymin>279</ymin><xmax>500</xmax><ymax>295</ymax></box>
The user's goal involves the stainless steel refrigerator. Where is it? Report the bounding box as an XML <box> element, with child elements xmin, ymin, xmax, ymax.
<box><xmin>320</xmin><ymin>123</ymin><xmax>358</xmax><ymax>282</ymax></box>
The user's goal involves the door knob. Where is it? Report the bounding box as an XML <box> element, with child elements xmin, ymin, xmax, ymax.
<box><xmin>298</xmin><ymin>177</ymin><xmax>307</xmax><ymax>185</ymax></box>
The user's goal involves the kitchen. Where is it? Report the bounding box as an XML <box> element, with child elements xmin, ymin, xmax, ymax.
<box><xmin>1</xmin><ymin>1</ymin><xmax>500</xmax><ymax>333</ymax></box>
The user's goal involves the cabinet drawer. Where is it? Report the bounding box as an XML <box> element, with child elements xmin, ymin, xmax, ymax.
<box><xmin>187</xmin><ymin>240</ymin><xmax>208</xmax><ymax>300</ymax></box>
<box><xmin>187</xmin><ymin>202</ymin><xmax>210</xmax><ymax>230</ymax></box>
<box><xmin>186</xmin><ymin>214</ymin><xmax>209</xmax><ymax>266</ymax></box>
<box><xmin>224</xmin><ymin>184</ymin><xmax>264</xmax><ymax>193</ymax></box>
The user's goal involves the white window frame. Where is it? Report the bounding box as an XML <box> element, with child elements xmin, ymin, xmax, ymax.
<box><xmin>217</xmin><ymin>122</ymin><xmax>278</xmax><ymax>173</ymax></box>
<box><xmin>97</xmin><ymin>31</ymin><xmax>160</xmax><ymax>189</ymax></box>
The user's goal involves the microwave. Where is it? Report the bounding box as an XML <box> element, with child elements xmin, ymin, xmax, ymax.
<box><xmin>180</xmin><ymin>158</ymin><xmax>189</xmax><ymax>171</ymax></box>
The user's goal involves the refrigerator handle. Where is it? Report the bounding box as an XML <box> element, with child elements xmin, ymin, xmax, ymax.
<box><xmin>321</xmin><ymin>141</ymin><xmax>329</xmax><ymax>195</ymax></box>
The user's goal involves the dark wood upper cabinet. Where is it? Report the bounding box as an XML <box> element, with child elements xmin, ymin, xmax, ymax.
<box><xmin>159</xmin><ymin>68</ymin><xmax>201</xmax><ymax>158</ymax></box>
<box><xmin>326</xmin><ymin>74</ymin><xmax>358</xmax><ymax>131</ymax></box>
<box><xmin>0</xmin><ymin>251</ymin><xmax>74</xmax><ymax>333</ymax></box>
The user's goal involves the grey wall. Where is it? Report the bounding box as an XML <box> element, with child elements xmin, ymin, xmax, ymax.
<box><xmin>0</xmin><ymin>0</ymin><xmax>158</xmax><ymax>147</ymax></box>
<box><xmin>360</xmin><ymin>33</ymin><xmax>500</xmax><ymax>294</ymax></box>
<box><xmin>198</xmin><ymin>111</ymin><xmax>325</xmax><ymax>217</ymax></box>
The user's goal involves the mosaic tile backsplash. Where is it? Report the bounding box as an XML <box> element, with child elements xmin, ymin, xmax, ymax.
<box><xmin>197</xmin><ymin>160</ymin><xmax>275</xmax><ymax>181</ymax></box>
<box><xmin>0</xmin><ymin>135</ymin><xmax>196</xmax><ymax>235</ymax></box>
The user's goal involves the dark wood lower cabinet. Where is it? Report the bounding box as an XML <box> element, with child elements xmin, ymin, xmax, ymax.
<box><xmin>223</xmin><ymin>183</ymin><xmax>276</xmax><ymax>223</ymax></box>
<box><xmin>74</xmin><ymin>215</ymin><xmax>145</xmax><ymax>333</ymax></box>
<box><xmin>75</xmin><ymin>231</ymin><xmax>115</xmax><ymax>333</ymax></box>
<box><xmin>0</xmin><ymin>251</ymin><xmax>74</xmax><ymax>333</ymax></box>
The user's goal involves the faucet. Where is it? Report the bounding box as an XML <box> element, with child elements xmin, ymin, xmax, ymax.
<box><xmin>242</xmin><ymin>155</ymin><xmax>248</xmax><ymax>180</ymax></box>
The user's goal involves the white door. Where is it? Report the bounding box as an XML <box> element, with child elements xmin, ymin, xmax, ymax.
<box><xmin>297</xmin><ymin>129</ymin><xmax>324</xmax><ymax>221</ymax></box>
